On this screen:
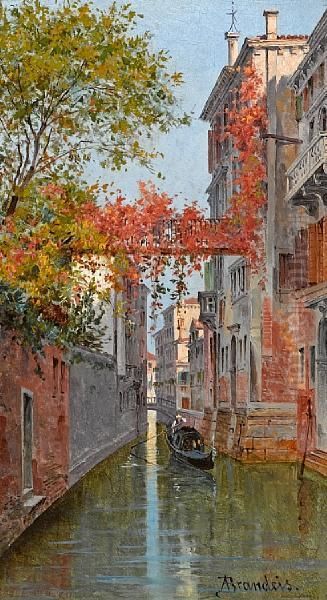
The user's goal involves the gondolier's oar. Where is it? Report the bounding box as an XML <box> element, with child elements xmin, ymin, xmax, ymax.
<box><xmin>129</xmin><ymin>450</ymin><xmax>159</xmax><ymax>467</ymax></box>
<box><xmin>130</xmin><ymin>429</ymin><xmax>165</xmax><ymax>450</ymax></box>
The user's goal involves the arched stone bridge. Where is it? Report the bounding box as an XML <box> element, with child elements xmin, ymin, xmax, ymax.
<box><xmin>147</xmin><ymin>397</ymin><xmax>176</xmax><ymax>424</ymax></box>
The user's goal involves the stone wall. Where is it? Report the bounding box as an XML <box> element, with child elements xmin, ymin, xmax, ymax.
<box><xmin>68</xmin><ymin>347</ymin><xmax>146</xmax><ymax>486</ymax></box>
<box><xmin>213</xmin><ymin>404</ymin><xmax>297</xmax><ymax>462</ymax></box>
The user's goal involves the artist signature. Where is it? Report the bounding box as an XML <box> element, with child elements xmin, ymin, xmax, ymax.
<box><xmin>216</xmin><ymin>575</ymin><xmax>300</xmax><ymax>597</ymax></box>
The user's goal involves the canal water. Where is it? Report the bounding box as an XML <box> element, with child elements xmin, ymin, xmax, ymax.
<box><xmin>0</xmin><ymin>412</ymin><xmax>326</xmax><ymax>600</ymax></box>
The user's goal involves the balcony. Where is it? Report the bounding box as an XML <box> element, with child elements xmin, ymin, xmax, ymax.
<box><xmin>198</xmin><ymin>291</ymin><xmax>217</xmax><ymax>330</ymax></box>
<box><xmin>286</xmin><ymin>132</ymin><xmax>327</xmax><ymax>217</ymax></box>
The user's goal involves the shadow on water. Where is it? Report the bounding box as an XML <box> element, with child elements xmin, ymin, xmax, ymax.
<box><xmin>0</xmin><ymin>415</ymin><xmax>326</xmax><ymax>599</ymax></box>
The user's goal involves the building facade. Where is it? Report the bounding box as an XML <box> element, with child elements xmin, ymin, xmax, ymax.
<box><xmin>154</xmin><ymin>298</ymin><xmax>199</xmax><ymax>413</ymax></box>
<box><xmin>286</xmin><ymin>9</ymin><xmax>327</xmax><ymax>475</ymax></box>
<box><xmin>0</xmin><ymin>339</ymin><xmax>69</xmax><ymax>557</ymax></box>
<box><xmin>147</xmin><ymin>352</ymin><xmax>157</xmax><ymax>404</ymax></box>
<box><xmin>188</xmin><ymin>319</ymin><xmax>205</xmax><ymax>413</ymax></box>
<box><xmin>198</xmin><ymin>261</ymin><xmax>218</xmax><ymax>442</ymax></box>
<box><xmin>200</xmin><ymin>10</ymin><xmax>310</xmax><ymax>461</ymax></box>
<box><xmin>0</xmin><ymin>280</ymin><xmax>148</xmax><ymax>556</ymax></box>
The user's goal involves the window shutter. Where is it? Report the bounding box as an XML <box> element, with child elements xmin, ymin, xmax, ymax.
<box><xmin>208</xmin><ymin>130</ymin><xmax>214</xmax><ymax>174</ymax></box>
<box><xmin>279</xmin><ymin>253</ymin><xmax>287</xmax><ymax>288</ymax></box>
<box><xmin>317</xmin><ymin>220</ymin><xmax>324</xmax><ymax>283</ymax></box>
<box><xmin>308</xmin><ymin>223</ymin><xmax>318</xmax><ymax>284</ymax></box>
<box><xmin>323</xmin><ymin>216</ymin><xmax>327</xmax><ymax>281</ymax></box>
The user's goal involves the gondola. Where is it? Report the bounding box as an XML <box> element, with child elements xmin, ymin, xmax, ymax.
<box><xmin>166</xmin><ymin>424</ymin><xmax>216</xmax><ymax>470</ymax></box>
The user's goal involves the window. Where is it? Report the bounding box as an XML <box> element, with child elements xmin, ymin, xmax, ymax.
<box><xmin>119</xmin><ymin>392</ymin><xmax>123</xmax><ymax>412</ymax></box>
<box><xmin>319</xmin><ymin>62</ymin><xmax>325</xmax><ymax>86</ymax></box>
<box><xmin>60</xmin><ymin>361</ymin><xmax>66</xmax><ymax>394</ymax></box>
<box><xmin>308</xmin><ymin>77</ymin><xmax>314</xmax><ymax>100</ymax></box>
<box><xmin>223</xmin><ymin>103</ymin><xmax>228</xmax><ymax>127</ymax></box>
<box><xmin>230</xmin><ymin>263</ymin><xmax>247</xmax><ymax>301</ymax></box>
<box><xmin>310</xmin><ymin>346</ymin><xmax>316</xmax><ymax>385</ymax></box>
<box><xmin>320</xmin><ymin>107</ymin><xmax>327</xmax><ymax>132</ymax></box>
<box><xmin>299</xmin><ymin>347</ymin><xmax>305</xmax><ymax>382</ymax></box>
<box><xmin>239</xmin><ymin>339</ymin><xmax>243</xmax><ymax>363</ymax></box>
<box><xmin>207</xmin><ymin>296</ymin><xmax>216</xmax><ymax>313</ymax></box>
<box><xmin>240</xmin><ymin>266</ymin><xmax>245</xmax><ymax>292</ymax></box>
<box><xmin>221</xmin><ymin>347</ymin><xmax>225</xmax><ymax>373</ymax></box>
<box><xmin>182</xmin><ymin>397</ymin><xmax>190</xmax><ymax>409</ymax></box>
<box><xmin>303</xmin><ymin>87</ymin><xmax>309</xmax><ymax>112</ymax></box>
<box><xmin>309</xmin><ymin>119</ymin><xmax>315</xmax><ymax>142</ymax></box>
<box><xmin>22</xmin><ymin>391</ymin><xmax>33</xmax><ymax>493</ymax></box>
<box><xmin>295</xmin><ymin>95</ymin><xmax>303</xmax><ymax>121</ymax></box>
<box><xmin>279</xmin><ymin>253</ymin><xmax>293</xmax><ymax>289</ymax></box>
<box><xmin>53</xmin><ymin>358</ymin><xmax>59</xmax><ymax>396</ymax></box>
<box><xmin>244</xmin><ymin>336</ymin><xmax>247</xmax><ymax>360</ymax></box>
<box><xmin>218</xmin><ymin>299</ymin><xmax>225</xmax><ymax>326</ymax></box>
<box><xmin>225</xmin><ymin>346</ymin><xmax>229</xmax><ymax>371</ymax></box>
<box><xmin>216</xmin><ymin>256</ymin><xmax>224</xmax><ymax>289</ymax></box>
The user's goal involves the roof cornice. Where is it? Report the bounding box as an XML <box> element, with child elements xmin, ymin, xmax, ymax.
<box><xmin>288</xmin><ymin>12</ymin><xmax>326</xmax><ymax>90</ymax></box>
<box><xmin>201</xmin><ymin>36</ymin><xmax>309</xmax><ymax>121</ymax></box>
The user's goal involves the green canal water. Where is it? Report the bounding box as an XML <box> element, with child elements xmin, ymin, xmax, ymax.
<box><xmin>0</xmin><ymin>412</ymin><xmax>326</xmax><ymax>600</ymax></box>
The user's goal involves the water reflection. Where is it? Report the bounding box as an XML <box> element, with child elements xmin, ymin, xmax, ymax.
<box><xmin>0</xmin><ymin>412</ymin><xmax>326</xmax><ymax>599</ymax></box>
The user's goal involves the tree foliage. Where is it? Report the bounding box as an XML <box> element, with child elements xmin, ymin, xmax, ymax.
<box><xmin>0</xmin><ymin>16</ymin><xmax>267</xmax><ymax>352</ymax></box>
<box><xmin>0</xmin><ymin>0</ymin><xmax>189</xmax><ymax>215</ymax></box>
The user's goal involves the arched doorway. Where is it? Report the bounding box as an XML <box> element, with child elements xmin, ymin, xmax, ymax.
<box><xmin>317</xmin><ymin>318</ymin><xmax>327</xmax><ymax>451</ymax></box>
<box><xmin>231</xmin><ymin>336</ymin><xmax>237</xmax><ymax>408</ymax></box>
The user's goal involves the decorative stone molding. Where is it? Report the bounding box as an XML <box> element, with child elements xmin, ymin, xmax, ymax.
<box><xmin>305</xmin><ymin>296</ymin><xmax>327</xmax><ymax>313</ymax></box>
<box><xmin>318</xmin><ymin>299</ymin><xmax>327</xmax><ymax>317</ymax></box>
<box><xmin>289</xmin><ymin>42</ymin><xmax>327</xmax><ymax>93</ymax></box>
<box><xmin>286</xmin><ymin>133</ymin><xmax>327</xmax><ymax>204</ymax></box>
<box><xmin>227</xmin><ymin>323</ymin><xmax>240</xmax><ymax>334</ymax></box>
<box><xmin>198</xmin><ymin>291</ymin><xmax>217</xmax><ymax>331</ymax></box>
<box><xmin>206</xmin><ymin>165</ymin><xmax>228</xmax><ymax>194</ymax></box>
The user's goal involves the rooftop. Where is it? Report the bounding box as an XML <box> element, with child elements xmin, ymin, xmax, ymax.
<box><xmin>190</xmin><ymin>319</ymin><xmax>204</xmax><ymax>331</ymax></box>
<box><xmin>183</xmin><ymin>297</ymin><xmax>199</xmax><ymax>305</ymax></box>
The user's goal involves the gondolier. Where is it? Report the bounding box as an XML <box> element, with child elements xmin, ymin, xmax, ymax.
<box><xmin>172</xmin><ymin>413</ymin><xmax>186</xmax><ymax>432</ymax></box>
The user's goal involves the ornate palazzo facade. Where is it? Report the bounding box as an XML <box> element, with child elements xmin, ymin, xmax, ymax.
<box><xmin>286</xmin><ymin>10</ymin><xmax>327</xmax><ymax>469</ymax></box>
<box><xmin>199</xmin><ymin>10</ymin><xmax>312</xmax><ymax>463</ymax></box>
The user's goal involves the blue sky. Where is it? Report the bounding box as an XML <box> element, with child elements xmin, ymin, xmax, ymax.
<box><xmin>93</xmin><ymin>0</ymin><xmax>327</xmax><ymax>343</ymax></box>
<box><xmin>99</xmin><ymin>0</ymin><xmax>327</xmax><ymax>208</ymax></box>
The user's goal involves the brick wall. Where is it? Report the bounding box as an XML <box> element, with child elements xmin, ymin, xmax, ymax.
<box><xmin>0</xmin><ymin>335</ymin><xmax>69</xmax><ymax>556</ymax></box>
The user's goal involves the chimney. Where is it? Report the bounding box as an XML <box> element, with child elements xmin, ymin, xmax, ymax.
<box><xmin>225</xmin><ymin>31</ymin><xmax>240</xmax><ymax>66</ymax></box>
<box><xmin>263</xmin><ymin>9</ymin><xmax>279</xmax><ymax>40</ymax></box>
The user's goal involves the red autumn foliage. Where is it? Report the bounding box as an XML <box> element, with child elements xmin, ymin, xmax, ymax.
<box><xmin>0</xmin><ymin>65</ymin><xmax>267</xmax><ymax>329</ymax></box>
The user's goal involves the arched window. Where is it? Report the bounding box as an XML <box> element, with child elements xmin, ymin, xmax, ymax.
<box><xmin>309</xmin><ymin>118</ymin><xmax>315</xmax><ymax>142</ymax></box>
<box><xmin>318</xmin><ymin>317</ymin><xmax>327</xmax><ymax>359</ymax></box>
<box><xmin>319</xmin><ymin>107</ymin><xmax>327</xmax><ymax>132</ymax></box>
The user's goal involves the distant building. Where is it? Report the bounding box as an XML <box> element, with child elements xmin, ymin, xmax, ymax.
<box><xmin>189</xmin><ymin>319</ymin><xmax>205</xmax><ymax>413</ymax></box>
<box><xmin>154</xmin><ymin>298</ymin><xmax>200</xmax><ymax>412</ymax></box>
<box><xmin>147</xmin><ymin>351</ymin><xmax>157</xmax><ymax>404</ymax></box>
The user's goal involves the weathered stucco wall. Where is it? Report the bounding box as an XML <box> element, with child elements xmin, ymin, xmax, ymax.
<box><xmin>68</xmin><ymin>348</ymin><xmax>146</xmax><ymax>486</ymax></box>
